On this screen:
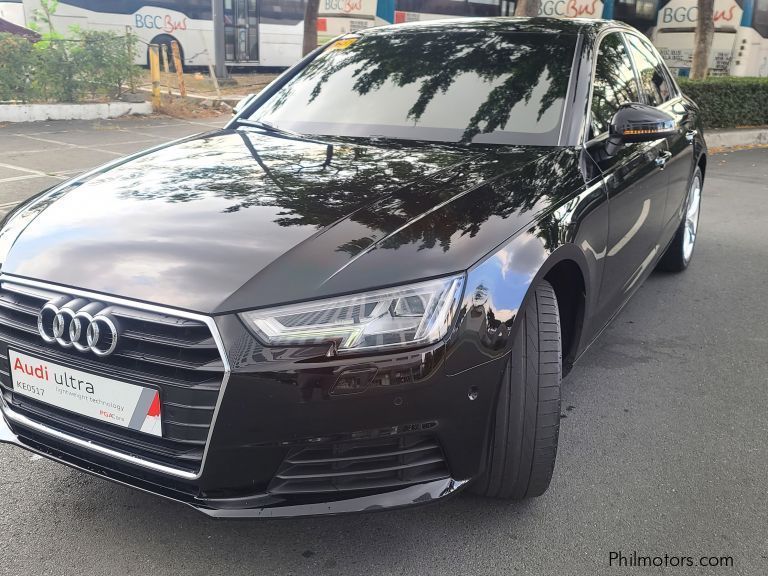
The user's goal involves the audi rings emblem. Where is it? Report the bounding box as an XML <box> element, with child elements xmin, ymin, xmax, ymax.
<box><xmin>37</xmin><ymin>298</ymin><xmax>119</xmax><ymax>356</ymax></box>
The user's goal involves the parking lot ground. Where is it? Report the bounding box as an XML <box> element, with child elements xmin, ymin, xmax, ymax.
<box><xmin>0</xmin><ymin>119</ymin><xmax>767</xmax><ymax>576</ymax></box>
<box><xmin>0</xmin><ymin>115</ymin><xmax>228</xmax><ymax>215</ymax></box>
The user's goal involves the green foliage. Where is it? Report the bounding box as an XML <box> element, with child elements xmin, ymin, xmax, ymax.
<box><xmin>0</xmin><ymin>30</ymin><xmax>141</xmax><ymax>103</ymax></box>
<box><xmin>27</xmin><ymin>0</ymin><xmax>60</xmax><ymax>35</ymax></box>
<box><xmin>72</xmin><ymin>28</ymin><xmax>141</xmax><ymax>98</ymax></box>
<box><xmin>0</xmin><ymin>0</ymin><xmax>140</xmax><ymax>104</ymax></box>
<box><xmin>0</xmin><ymin>34</ymin><xmax>38</xmax><ymax>102</ymax></box>
<box><xmin>679</xmin><ymin>77</ymin><xmax>768</xmax><ymax>129</ymax></box>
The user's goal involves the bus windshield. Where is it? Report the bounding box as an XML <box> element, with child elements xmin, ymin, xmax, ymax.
<box><xmin>247</xmin><ymin>28</ymin><xmax>577</xmax><ymax>146</ymax></box>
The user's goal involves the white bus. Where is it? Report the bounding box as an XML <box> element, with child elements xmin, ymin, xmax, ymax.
<box><xmin>0</xmin><ymin>0</ymin><xmax>25</xmax><ymax>25</ymax></box>
<box><xmin>21</xmin><ymin>0</ymin><xmax>309</xmax><ymax>67</ymax></box>
<box><xmin>317</xmin><ymin>0</ymin><xmax>378</xmax><ymax>44</ymax></box>
<box><xmin>18</xmin><ymin>0</ymin><xmax>768</xmax><ymax>75</ymax></box>
<box><xmin>652</xmin><ymin>0</ymin><xmax>768</xmax><ymax>76</ymax></box>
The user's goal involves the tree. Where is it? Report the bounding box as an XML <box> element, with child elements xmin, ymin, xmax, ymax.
<box><xmin>302</xmin><ymin>0</ymin><xmax>320</xmax><ymax>56</ymax></box>
<box><xmin>514</xmin><ymin>0</ymin><xmax>541</xmax><ymax>17</ymax></box>
<box><xmin>690</xmin><ymin>0</ymin><xmax>714</xmax><ymax>79</ymax></box>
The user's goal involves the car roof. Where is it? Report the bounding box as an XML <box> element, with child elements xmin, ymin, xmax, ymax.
<box><xmin>359</xmin><ymin>16</ymin><xmax>634</xmax><ymax>39</ymax></box>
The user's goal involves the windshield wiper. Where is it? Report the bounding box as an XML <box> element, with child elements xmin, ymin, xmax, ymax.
<box><xmin>234</xmin><ymin>118</ymin><xmax>305</xmax><ymax>139</ymax></box>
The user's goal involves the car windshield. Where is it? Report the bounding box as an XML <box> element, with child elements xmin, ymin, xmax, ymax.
<box><xmin>247</xmin><ymin>26</ymin><xmax>577</xmax><ymax>146</ymax></box>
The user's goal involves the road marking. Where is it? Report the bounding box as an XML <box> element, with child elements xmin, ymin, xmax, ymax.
<box><xmin>51</xmin><ymin>169</ymin><xmax>84</xmax><ymax>176</ymax></box>
<box><xmin>14</xmin><ymin>133</ymin><xmax>126</xmax><ymax>156</ymax></box>
<box><xmin>96</xmin><ymin>138</ymin><xmax>158</xmax><ymax>147</ymax></box>
<box><xmin>0</xmin><ymin>174</ymin><xmax>54</xmax><ymax>184</ymax></box>
<box><xmin>0</xmin><ymin>162</ymin><xmax>66</xmax><ymax>179</ymax></box>
<box><xmin>0</xmin><ymin>201</ymin><xmax>22</xmax><ymax>211</ymax></box>
<box><xmin>0</xmin><ymin>162</ymin><xmax>49</xmax><ymax>176</ymax></box>
<box><xmin>13</xmin><ymin>133</ymin><xmax>80</xmax><ymax>147</ymax></box>
<box><xmin>1</xmin><ymin>147</ymin><xmax>71</xmax><ymax>154</ymax></box>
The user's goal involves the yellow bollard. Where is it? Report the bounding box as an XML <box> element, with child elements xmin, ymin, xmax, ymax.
<box><xmin>149</xmin><ymin>44</ymin><xmax>161</xmax><ymax>111</ymax></box>
<box><xmin>160</xmin><ymin>44</ymin><xmax>172</xmax><ymax>96</ymax></box>
<box><xmin>171</xmin><ymin>41</ymin><xmax>186</xmax><ymax>98</ymax></box>
<box><xmin>160</xmin><ymin>44</ymin><xmax>170</xmax><ymax>74</ymax></box>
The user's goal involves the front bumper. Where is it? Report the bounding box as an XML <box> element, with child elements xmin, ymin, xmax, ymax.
<box><xmin>0</xmin><ymin>321</ymin><xmax>508</xmax><ymax>518</ymax></box>
<box><xmin>0</xmin><ymin>405</ymin><xmax>467</xmax><ymax>517</ymax></box>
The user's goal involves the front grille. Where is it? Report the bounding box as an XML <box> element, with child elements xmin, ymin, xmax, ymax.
<box><xmin>268</xmin><ymin>434</ymin><xmax>450</xmax><ymax>495</ymax></box>
<box><xmin>0</xmin><ymin>278</ymin><xmax>226</xmax><ymax>474</ymax></box>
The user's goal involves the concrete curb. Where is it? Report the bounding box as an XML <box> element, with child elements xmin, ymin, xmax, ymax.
<box><xmin>0</xmin><ymin>102</ymin><xmax>153</xmax><ymax>123</ymax></box>
<box><xmin>705</xmin><ymin>127</ymin><xmax>768</xmax><ymax>149</ymax></box>
<box><xmin>135</xmin><ymin>87</ymin><xmax>243</xmax><ymax>108</ymax></box>
<box><xmin>178</xmin><ymin>93</ymin><xmax>243</xmax><ymax>107</ymax></box>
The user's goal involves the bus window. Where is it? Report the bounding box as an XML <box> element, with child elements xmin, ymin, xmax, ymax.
<box><xmin>635</xmin><ymin>0</ymin><xmax>657</xmax><ymax>18</ymax></box>
<box><xmin>626</xmin><ymin>34</ymin><xmax>673</xmax><ymax>106</ymax></box>
<box><xmin>466</xmin><ymin>0</ymin><xmax>501</xmax><ymax>17</ymax></box>
<box><xmin>613</xmin><ymin>0</ymin><xmax>659</xmax><ymax>28</ymax></box>
<box><xmin>394</xmin><ymin>0</ymin><xmax>470</xmax><ymax>17</ymax></box>
<box><xmin>260</xmin><ymin>0</ymin><xmax>305</xmax><ymax>24</ymax></box>
<box><xmin>754</xmin><ymin>0</ymin><xmax>768</xmax><ymax>37</ymax></box>
<box><xmin>590</xmin><ymin>33</ymin><xmax>641</xmax><ymax>137</ymax></box>
<box><xmin>61</xmin><ymin>0</ymin><xmax>213</xmax><ymax>19</ymax></box>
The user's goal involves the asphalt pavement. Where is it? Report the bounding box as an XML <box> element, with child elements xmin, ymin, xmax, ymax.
<box><xmin>0</xmin><ymin>118</ymin><xmax>766</xmax><ymax>576</ymax></box>
<box><xmin>0</xmin><ymin>115</ymin><xmax>227</xmax><ymax>217</ymax></box>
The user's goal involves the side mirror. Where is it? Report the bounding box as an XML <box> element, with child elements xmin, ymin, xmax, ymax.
<box><xmin>232</xmin><ymin>93</ymin><xmax>258</xmax><ymax>116</ymax></box>
<box><xmin>606</xmin><ymin>103</ymin><xmax>676</xmax><ymax>155</ymax></box>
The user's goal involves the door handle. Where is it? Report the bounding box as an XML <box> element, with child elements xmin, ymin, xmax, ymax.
<box><xmin>655</xmin><ymin>151</ymin><xmax>672</xmax><ymax>169</ymax></box>
<box><xmin>685</xmin><ymin>129</ymin><xmax>698</xmax><ymax>143</ymax></box>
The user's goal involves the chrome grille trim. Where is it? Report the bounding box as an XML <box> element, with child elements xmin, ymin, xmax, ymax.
<box><xmin>0</xmin><ymin>273</ymin><xmax>231</xmax><ymax>480</ymax></box>
<box><xmin>0</xmin><ymin>400</ymin><xmax>199</xmax><ymax>480</ymax></box>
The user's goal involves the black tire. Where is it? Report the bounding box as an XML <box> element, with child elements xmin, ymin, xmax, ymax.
<box><xmin>657</xmin><ymin>167</ymin><xmax>703</xmax><ymax>273</ymax></box>
<box><xmin>471</xmin><ymin>280</ymin><xmax>562</xmax><ymax>500</ymax></box>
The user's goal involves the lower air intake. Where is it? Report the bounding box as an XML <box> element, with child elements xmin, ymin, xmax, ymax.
<box><xmin>268</xmin><ymin>434</ymin><xmax>450</xmax><ymax>495</ymax></box>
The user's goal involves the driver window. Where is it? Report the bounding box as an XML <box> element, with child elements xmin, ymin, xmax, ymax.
<box><xmin>626</xmin><ymin>34</ymin><xmax>674</xmax><ymax>106</ymax></box>
<box><xmin>590</xmin><ymin>34</ymin><xmax>641</xmax><ymax>139</ymax></box>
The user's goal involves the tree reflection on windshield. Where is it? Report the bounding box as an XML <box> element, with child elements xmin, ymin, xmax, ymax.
<box><xmin>251</xmin><ymin>21</ymin><xmax>576</xmax><ymax>145</ymax></box>
<box><xmin>101</xmin><ymin>22</ymin><xmax>587</xmax><ymax>255</ymax></box>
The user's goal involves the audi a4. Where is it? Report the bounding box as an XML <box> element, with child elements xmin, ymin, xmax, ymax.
<box><xmin>0</xmin><ymin>18</ymin><xmax>706</xmax><ymax>517</ymax></box>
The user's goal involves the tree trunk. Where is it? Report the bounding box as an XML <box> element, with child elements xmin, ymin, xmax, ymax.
<box><xmin>302</xmin><ymin>0</ymin><xmax>321</xmax><ymax>56</ymax></box>
<box><xmin>690</xmin><ymin>0</ymin><xmax>715</xmax><ymax>79</ymax></box>
<box><xmin>514</xmin><ymin>0</ymin><xmax>541</xmax><ymax>17</ymax></box>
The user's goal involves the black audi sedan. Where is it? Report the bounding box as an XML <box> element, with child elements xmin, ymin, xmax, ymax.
<box><xmin>0</xmin><ymin>18</ymin><xmax>705</xmax><ymax>517</ymax></box>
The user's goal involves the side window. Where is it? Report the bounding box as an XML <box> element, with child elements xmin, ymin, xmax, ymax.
<box><xmin>626</xmin><ymin>34</ymin><xmax>674</xmax><ymax>107</ymax></box>
<box><xmin>590</xmin><ymin>34</ymin><xmax>641</xmax><ymax>138</ymax></box>
<box><xmin>754</xmin><ymin>0</ymin><xmax>768</xmax><ymax>37</ymax></box>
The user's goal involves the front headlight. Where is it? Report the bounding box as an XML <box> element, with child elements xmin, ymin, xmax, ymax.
<box><xmin>240</xmin><ymin>275</ymin><xmax>465</xmax><ymax>353</ymax></box>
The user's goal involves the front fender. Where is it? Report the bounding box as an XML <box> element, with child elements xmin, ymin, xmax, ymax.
<box><xmin>444</xmin><ymin>178</ymin><xmax>608</xmax><ymax>376</ymax></box>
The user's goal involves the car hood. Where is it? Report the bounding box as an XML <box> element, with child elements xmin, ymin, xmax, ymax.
<box><xmin>1</xmin><ymin>129</ymin><xmax>583</xmax><ymax>313</ymax></box>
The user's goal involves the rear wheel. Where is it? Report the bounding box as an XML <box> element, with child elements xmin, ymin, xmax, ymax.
<box><xmin>657</xmin><ymin>167</ymin><xmax>703</xmax><ymax>272</ymax></box>
<box><xmin>471</xmin><ymin>280</ymin><xmax>562</xmax><ymax>499</ymax></box>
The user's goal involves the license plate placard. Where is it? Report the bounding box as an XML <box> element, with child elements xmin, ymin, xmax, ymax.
<box><xmin>9</xmin><ymin>349</ymin><xmax>162</xmax><ymax>437</ymax></box>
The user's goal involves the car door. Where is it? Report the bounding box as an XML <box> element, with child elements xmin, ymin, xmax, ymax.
<box><xmin>625</xmin><ymin>32</ymin><xmax>696</xmax><ymax>244</ymax></box>
<box><xmin>586</xmin><ymin>32</ymin><xmax>670</xmax><ymax>329</ymax></box>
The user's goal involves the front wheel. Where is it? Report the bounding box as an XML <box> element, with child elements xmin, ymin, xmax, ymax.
<box><xmin>470</xmin><ymin>280</ymin><xmax>562</xmax><ymax>500</ymax></box>
<box><xmin>657</xmin><ymin>167</ymin><xmax>703</xmax><ymax>272</ymax></box>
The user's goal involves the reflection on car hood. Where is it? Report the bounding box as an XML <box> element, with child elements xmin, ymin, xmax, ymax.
<box><xmin>2</xmin><ymin>129</ymin><xmax>582</xmax><ymax>313</ymax></box>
